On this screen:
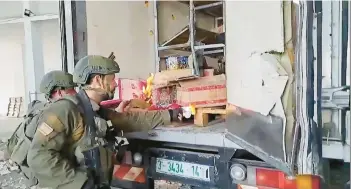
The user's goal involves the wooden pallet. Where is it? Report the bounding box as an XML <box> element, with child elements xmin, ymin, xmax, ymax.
<box><xmin>194</xmin><ymin>106</ymin><xmax>227</xmax><ymax>126</ymax></box>
<box><xmin>6</xmin><ymin>97</ymin><xmax>23</xmax><ymax>117</ymax></box>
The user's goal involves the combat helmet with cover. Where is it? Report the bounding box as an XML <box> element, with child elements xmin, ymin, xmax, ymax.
<box><xmin>39</xmin><ymin>70</ymin><xmax>76</xmax><ymax>99</ymax></box>
<box><xmin>73</xmin><ymin>55</ymin><xmax>120</xmax><ymax>85</ymax></box>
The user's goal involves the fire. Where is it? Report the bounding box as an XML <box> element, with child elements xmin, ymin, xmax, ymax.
<box><xmin>142</xmin><ymin>73</ymin><xmax>154</xmax><ymax>104</ymax></box>
<box><xmin>189</xmin><ymin>103</ymin><xmax>196</xmax><ymax>115</ymax></box>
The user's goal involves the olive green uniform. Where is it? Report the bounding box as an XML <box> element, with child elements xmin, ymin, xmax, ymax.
<box><xmin>8</xmin><ymin>100</ymin><xmax>47</xmax><ymax>186</ymax></box>
<box><xmin>27</xmin><ymin>94</ymin><xmax>171</xmax><ymax>189</ymax></box>
<box><xmin>7</xmin><ymin>70</ymin><xmax>77</xmax><ymax>187</ymax></box>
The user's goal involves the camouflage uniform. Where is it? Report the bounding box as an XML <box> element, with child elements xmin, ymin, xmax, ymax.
<box><xmin>26</xmin><ymin>55</ymin><xmax>171</xmax><ymax>189</ymax></box>
<box><xmin>7</xmin><ymin>70</ymin><xmax>76</xmax><ymax>187</ymax></box>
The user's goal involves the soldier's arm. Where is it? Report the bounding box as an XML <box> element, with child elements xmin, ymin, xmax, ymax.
<box><xmin>100</xmin><ymin>108</ymin><xmax>171</xmax><ymax>132</ymax></box>
<box><xmin>27</xmin><ymin>100</ymin><xmax>88</xmax><ymax>189</ymax></box>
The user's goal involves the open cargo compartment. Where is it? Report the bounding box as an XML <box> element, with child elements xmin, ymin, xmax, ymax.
<box><xmin>224</xmin><ymin>1</ymin><xmax>309</xmax><ymax>176</ymax></box>
<box><xmin>67</xmin><ymin>0</ymin><xmax>323</xmax><ymax>176</ymax></box>
<box><xmin>125</xmin><ymin>0</ymin><xmax>316</xmax><ymax>176</ymax></box>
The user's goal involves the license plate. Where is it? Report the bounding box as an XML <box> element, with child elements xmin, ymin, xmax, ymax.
<box><xmin>156</xmin><ymin>158</ymin><xmax>210</xmax><ymax>181</ymax></box>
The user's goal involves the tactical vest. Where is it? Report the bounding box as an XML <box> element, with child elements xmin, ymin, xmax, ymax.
<box><xmin>55</xmin><ymin>93</ymin><xmax>114</xmax><ymax>186</ymax></box>
<box><xmin>9</xmin><ymin>94</ymin><xmax>114</xmax><ymax>187</ymax></box>
<box><xmin>64</xmin><ymin>92</ymin><xmax>114</xmax><ymax>186</ymax></box>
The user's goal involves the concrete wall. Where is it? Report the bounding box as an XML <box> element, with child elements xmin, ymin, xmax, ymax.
<box><xmin>0</xmin><ymin>24</ymin><xmax>26</xmax><ymax>114</ymax></box>
<box><xmin>0</xmin><ymin>1</ymin><xmax>61</xmax><ymax>115</ymax></box>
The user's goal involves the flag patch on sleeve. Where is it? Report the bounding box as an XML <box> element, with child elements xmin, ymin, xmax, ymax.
<box><xmin>37</xmin><ymin>122</ymin><xmax>54</xmax><ymax>136</ymax></box>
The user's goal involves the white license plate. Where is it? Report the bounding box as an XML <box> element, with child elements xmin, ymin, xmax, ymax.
<box><xmin>156</xmin><ymin>158</ymin><xmax>210</xmax><ymax>181</ymax></box>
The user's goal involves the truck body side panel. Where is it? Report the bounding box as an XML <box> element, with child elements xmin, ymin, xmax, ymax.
<box><xmin>85</xmin><ymin>1</ymin><xmax>156</xmax><ymax>79</ymax></box>
<box><xmin>224</xmin><ymin>0</ymin><xmax>299</xmax><ymax>175</ymax></box>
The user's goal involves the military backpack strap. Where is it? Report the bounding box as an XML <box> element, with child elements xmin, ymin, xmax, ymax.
<box><xmin>7</xmin><ymin>122</ymin><xmax>24</xmax><ymax>155</ymax></box>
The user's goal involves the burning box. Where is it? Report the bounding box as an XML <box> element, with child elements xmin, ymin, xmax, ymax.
<box><xmin>151</xmin><ymin>85</ymin><xmax>177</xmax><ymax>108</ymax></box>
<box><xmin>176</xmin><ymin>74</ymin><xmax>227</xmax><ymax>108</ymax></box>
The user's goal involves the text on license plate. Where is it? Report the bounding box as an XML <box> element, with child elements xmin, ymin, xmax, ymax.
<box><xmin>156</xmin><ymin>158</ymin><xmax>210</xmax><ymax>181</ymax></box>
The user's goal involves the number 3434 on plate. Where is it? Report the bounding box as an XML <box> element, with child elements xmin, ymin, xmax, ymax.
<box><xmin>156</xmin><ymin>158</ymin><xmax>210</xmax><ymax>181</ymax></box>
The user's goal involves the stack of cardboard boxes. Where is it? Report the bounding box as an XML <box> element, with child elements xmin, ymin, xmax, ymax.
<box><xmin>152</xmin><ymin>49</ymin><xmax>227</xmax><ymax>110</ymax></box>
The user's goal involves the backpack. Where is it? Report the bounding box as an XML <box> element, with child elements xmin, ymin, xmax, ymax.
<box><xmin>7</xmin><ymin>100</ymin><xmax>46</xmax><ymax>164</ymax></box>
<box><xmin>7</xmin><ymin>95</ymin><xmax>82</xmax><ymax>162</ymax></box>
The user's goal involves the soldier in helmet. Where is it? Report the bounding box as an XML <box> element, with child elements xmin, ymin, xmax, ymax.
<box><xmin>39</xmin><ymin>70</ymin><xmax>77</xmax><ymax>100</ymax></box>
<box><xmin>27</xmin><ymin>55</ymin><xmax>182</xmax><ymax>189</ymax></box>
<box><xmin>7</xmin><ymin>70</ymin><xmax>77</xmax><ymax>187</ymax></box>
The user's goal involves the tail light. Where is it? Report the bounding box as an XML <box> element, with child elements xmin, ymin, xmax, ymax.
<box><xmin>256</xmin><ymin>168</ymin><xmax>296</xmax><ymax>189</ymax></box>
<box><xmin>255</xmin><ymin>168</ymin><xmax>320</xmax><ymax>189</ymax></box>
<box><xmin>237</xmin><ymin>165</ymin><xmax>321</xmax><ymax>189</ymax></box>
<box><xmin>296</xmin><ymin>175</ymin><xmax>321</xmax><ymax>189</ymax></box>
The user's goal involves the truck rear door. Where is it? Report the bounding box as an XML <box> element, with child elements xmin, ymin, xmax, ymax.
<box><xmin>224</xmin><ymin>1</ymin><xmax>322</xmax><ymax>175</ymax></box>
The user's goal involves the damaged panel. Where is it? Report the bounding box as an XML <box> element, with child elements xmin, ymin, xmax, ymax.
<box><xmin>224</xmin><ymin>0</ymin><xmax>297</xmax><ymax>175</ymax></box>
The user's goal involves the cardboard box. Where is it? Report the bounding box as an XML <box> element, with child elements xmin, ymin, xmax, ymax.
<box><xmin>117</xmin><ymin>78</ymin><xmax>146</xmax><ymax>100</ymax></box>
<box><xmin>151</xmin><ymin>85</ymin><xmax>177</xmax><ymax>108</ymax></box>
<box><xmin>176</xmin><ymin>74</ymin><xmax>227</xmax><ymax>108</ymax></box>
<box><xmin>157</xmin><ymin>49</ymin><xmax>205</xmax><ymax>81</ymax></box>
<box><xmin>204</xmin><ymin>69</ymin><xmax>214</xmax><ymax>77</ymax></box>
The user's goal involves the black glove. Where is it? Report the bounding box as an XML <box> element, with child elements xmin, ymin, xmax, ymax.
<box><xmin>81</xmin><ymin>178</ymin><xmax>95</xmax><ymax>189</ymax></box>
<box><xmin>99</xmin><ymin>185</ymin><xmax>111</xmax><ymax>189</ymax></box>
<box><xmin>168</xmin><ymin>108</ymin><xmax>183</xmax><ymax>122</ymax></box>
<box><xmin>82</xmin><ymin>179</ymin><xmax>111</xmax><ymax>189</ymax></box>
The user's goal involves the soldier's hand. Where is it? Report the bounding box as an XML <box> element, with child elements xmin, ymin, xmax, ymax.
<box><xmin>115</xmin><ymin>100</ymin><xmax>130</xmax><ymax>112</ymax></box>
<box><xmin>168</xmin><ymin>108</ymin><xmax>183</xmax><ymax>122</ymax></box>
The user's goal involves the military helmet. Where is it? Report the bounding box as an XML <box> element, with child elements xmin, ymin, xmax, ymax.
<box><xmin>40</xmin><ymin>70</ymin><xmax>76</xmax><ymax>99</ymax></box>
<box><xmin>73</xmin><ymin>55</ymin><xmax>120</xmax><ymax>85</ymax></box>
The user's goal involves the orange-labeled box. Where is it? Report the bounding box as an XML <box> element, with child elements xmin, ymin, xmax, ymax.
<box><xmin>176</xmin><ymin>74</ymin><xmax>227</xmax><ymax>108</ymax></box>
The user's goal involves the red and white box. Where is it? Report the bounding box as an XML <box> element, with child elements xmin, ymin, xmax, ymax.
<box><xmin>117</xmin><ymin>78</ymin><xmax>147</xmax><ymax>100</ymax></box>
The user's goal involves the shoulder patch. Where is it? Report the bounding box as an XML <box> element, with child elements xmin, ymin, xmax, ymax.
<box><xmin>37</xmin><ymin>122</ymin><xmax>54</xmax><ymax>136</ymax></box>
<box><xmin>71</xmin><ymin>114</ymin><xmax>85</xmax><ymax>142</ymax></box>
<box><xmin>44</xmin><ymin>113</ymin><xmax>64</xmax><ymax>132</ymax></box>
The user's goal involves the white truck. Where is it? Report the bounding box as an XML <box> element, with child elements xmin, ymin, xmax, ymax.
<box><xmin>60</xmin><ymin>1</ymin><xmax>350</xmax><ymax>188</ymax></box>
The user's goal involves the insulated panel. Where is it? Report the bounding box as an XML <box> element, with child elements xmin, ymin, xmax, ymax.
<box><xmin>225</xmin><ymin>1</ymin><xmax>285</xmax><ymax>109</ymax></box>
<box><xmin>85</xmin><ymin>1</ymin><xmax>156</xmax><ymax>79</ymax></box>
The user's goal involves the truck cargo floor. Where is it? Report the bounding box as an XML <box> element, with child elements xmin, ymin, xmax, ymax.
<box><xmin>125</xmin><ymin>121</ymin><xmax>242</xmax><ymax>149</ymax></box>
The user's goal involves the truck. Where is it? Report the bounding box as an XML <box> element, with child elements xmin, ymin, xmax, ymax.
<box><xmin>59</xmin><ymin>0</ymin><xmax>350</xmax><ymax>188</ymax></box>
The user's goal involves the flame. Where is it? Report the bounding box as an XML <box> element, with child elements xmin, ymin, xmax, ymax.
<box><xmin>189</xmin><ymin>104</ymin><xmax>196</xmax><ymax>115</ymax></box>
<box><xmin>143</xmin><ymin>73</ymin><xmax>154</xmax><ymax>104</ymax></box>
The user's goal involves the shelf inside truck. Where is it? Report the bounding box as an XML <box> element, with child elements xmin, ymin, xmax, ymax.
<box><xmin>180</xmin><ymin>0</ymin><xmax>223</xmax><ymax>17</ymax></box>
<box><xmin>125</xmin><ymin>121</ymin><xmax>242</xmax><ymax>149</ymax></box>
<box><xmin>160</xmin><ymin>26</ymin><xmax>219</xmax><ymax>47</ymax></box>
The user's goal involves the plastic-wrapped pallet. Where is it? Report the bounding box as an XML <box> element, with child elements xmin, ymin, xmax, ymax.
<box><xmin>6</xmin><ymin>97</ymin><xmax>23</xmax><ymax>118</ymax></box>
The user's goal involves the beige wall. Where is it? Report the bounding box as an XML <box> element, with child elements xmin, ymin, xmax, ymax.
<box><xmin>85</xmin><ymin>1</ymin><xmax>215</xmax><ymax>79</ymax></box>
<box><xmin>86</xmin><ymin>1</ymin><xmax>156</xmax><ymax>79</ymax></box>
